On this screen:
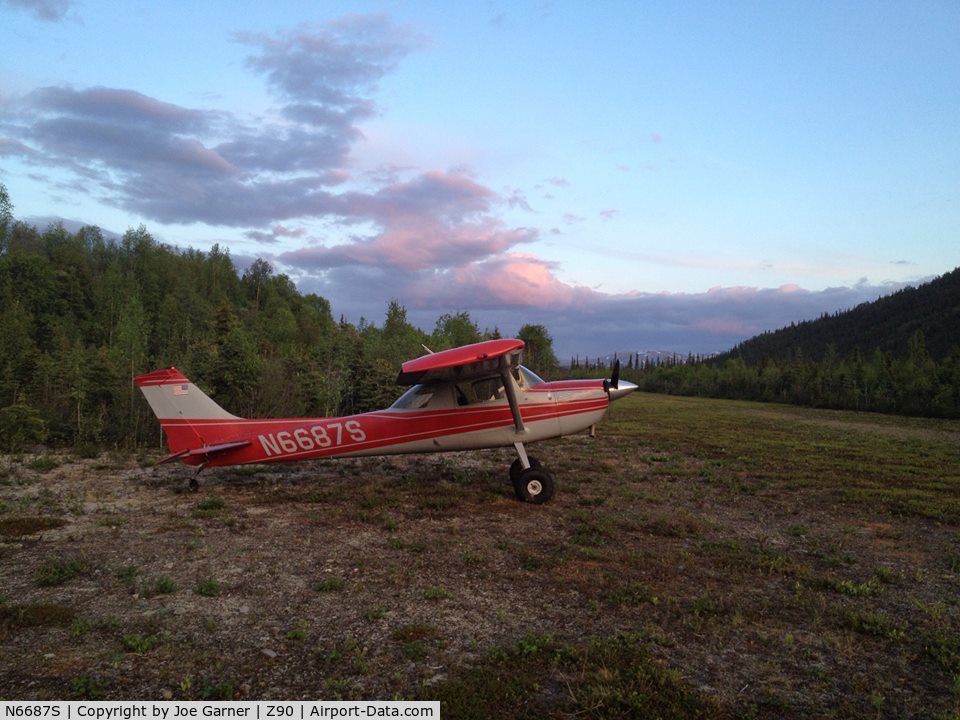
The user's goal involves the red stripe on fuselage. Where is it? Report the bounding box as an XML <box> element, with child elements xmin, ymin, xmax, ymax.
<box><xmin>156</xmin><ymin>397</ymin><xmax>608</xmax><ymax>466</ymax></box>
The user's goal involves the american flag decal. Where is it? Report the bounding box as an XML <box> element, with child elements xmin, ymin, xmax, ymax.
<box><xmin>173</xmin><ymin>384</ymin><xmax>189</xmax><ymax>396</ymax></box>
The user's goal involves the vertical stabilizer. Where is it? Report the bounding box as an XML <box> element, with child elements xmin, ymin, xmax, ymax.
<box><xmin>135</xmin><ymin>368</ymin><xmax>241</xmax><ymax>452</ymax></box>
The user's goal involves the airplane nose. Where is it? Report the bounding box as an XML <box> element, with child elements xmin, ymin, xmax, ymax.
<box><xmin>608</xmin><ymin>380</ymin><xmax>638</xmax><ymax>402</ymax></box>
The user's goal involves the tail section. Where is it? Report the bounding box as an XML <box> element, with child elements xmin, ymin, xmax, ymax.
<box><xmin>135</xmin><ymin>368</ymin><xmax>241</xmax><ymax>456</ymax></box>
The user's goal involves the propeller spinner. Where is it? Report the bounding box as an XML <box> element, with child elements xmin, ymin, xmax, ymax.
<box><xmin>603</xmin><ymin>359</ymin><xmax>637</xmax><ymax>401</ymax></box>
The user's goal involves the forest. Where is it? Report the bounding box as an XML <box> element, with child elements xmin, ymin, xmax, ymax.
<box><xmin>609</xmin><ymin>266</ymin><xmax>960</xmax><ymax>418</ymax></box>
<box><xmin>612</xmin><ymin>340</ymin><xmax>960</xmax><ymax>418</ymax></box>
<box><xmin>0</xmin><ymin>185</ymin><xmax>557</xmax><ymax>452</ymax></box>
<box><xmin>2</xmin><ymin>179</ymin><xmax>958</xmax><ymax>453</ymax></box>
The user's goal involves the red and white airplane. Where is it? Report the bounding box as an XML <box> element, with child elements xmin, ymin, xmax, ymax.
<box><xmin>135</xmin><ymin>338</ymin><xmax>637</xmax><ymax>503</ymax></box>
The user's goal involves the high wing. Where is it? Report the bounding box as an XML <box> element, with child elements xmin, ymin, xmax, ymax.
<box><xmin>396</xmin><ymin>338</ymin><xmax>525</xmax><ymax>385</ymax></box>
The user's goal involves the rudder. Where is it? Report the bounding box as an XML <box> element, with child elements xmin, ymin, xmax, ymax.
<box><xmin>135</xmin><ymin>368</ymin><xmax>241</xmax><ymax>453</ymax></box>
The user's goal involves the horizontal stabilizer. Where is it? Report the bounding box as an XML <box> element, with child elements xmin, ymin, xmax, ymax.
<box><xmin>157</xmin><ymin>449</ymin><xmax>190</xmax><ymax>465</ymax></box>
<box><xmin>188</xmin><ymin>440</ymin><xmax>251</xmax><ymax>459</ymax></box>
<box><xmin>156</xmin><ymin>440</ymin><xmax>251</xmax><ymax>466</ymax></box>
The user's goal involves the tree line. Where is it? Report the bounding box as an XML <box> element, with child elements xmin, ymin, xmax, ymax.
<box><xmin>0</xmin><ymin>185</ymin><xmax>558</xmax><ymax>452</ymax></box>
<box><xmin>588</xmin><ymin>334</ymin><xmax>960</xmax><ymax>418</ymax></box>
<box><xmin>609</xmin><ymin>264</ymin><xmax>960</xmax><ymax>418</ymax></box>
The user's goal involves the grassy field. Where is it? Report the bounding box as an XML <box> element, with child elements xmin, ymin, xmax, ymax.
<box><xmin>1</xmin><ymin>393</ymin><xmax>959</xmax><ymax>718</ymax></box>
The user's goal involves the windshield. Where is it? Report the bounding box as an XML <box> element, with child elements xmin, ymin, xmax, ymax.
<box><xmin>390</xmin><ymin>383</ymin><xmax>434</xmax><ymax>410</ymax></box>
<box><xmin>518</xmin><ymin>365</ymin><xmax>544</xmax><ymax>387</ymax></box>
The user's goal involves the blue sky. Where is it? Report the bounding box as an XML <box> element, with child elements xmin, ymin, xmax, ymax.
<box><xmin>2</xmin><ymin>0</ymin><xmax>957</xmax><ymax>358</ymax></box>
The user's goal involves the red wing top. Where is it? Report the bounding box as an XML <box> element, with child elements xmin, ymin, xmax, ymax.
<box><xmin>397</xmin><ymin>338</ymin><xmax>525</xmax><ymax>385</ymax></box>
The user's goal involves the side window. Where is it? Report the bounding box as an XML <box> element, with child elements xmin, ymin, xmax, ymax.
<box><xmin>457</xmin><ymin>377</ymin><xmax>504</xmax><ymax>405</ymax></box>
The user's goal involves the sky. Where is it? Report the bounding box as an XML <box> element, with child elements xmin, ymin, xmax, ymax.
<box><xmin>1</xmin><ymin>0</ymin><xmax>958</xmax><ymax>359</ymax></box>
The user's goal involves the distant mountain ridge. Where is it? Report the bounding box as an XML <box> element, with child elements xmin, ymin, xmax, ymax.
<box><xmin>717</xmin><ymin>267</ymin><xmax>960</xmax><ymax>364</ymax></box>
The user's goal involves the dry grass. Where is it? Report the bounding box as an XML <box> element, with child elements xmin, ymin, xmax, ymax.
<box><xmin>1</xmin><ymin>394</ymin><xmax>959</xmax><ymax>717</ymax></box>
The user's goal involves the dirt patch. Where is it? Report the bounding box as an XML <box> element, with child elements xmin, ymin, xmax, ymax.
<box><xmin>1</xmin><ymin>396</ymin><xmax>959</xmax><ymax>718</ymax></box>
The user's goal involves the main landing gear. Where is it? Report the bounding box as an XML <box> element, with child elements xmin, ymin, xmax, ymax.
<box><xmin>509</xmin><ymin>443</ymin><xmax>555</xmax><ymax>504</ymax></box>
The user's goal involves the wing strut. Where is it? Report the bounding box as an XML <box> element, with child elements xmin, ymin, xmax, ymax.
<box><xmin>499</xmin><ymin>365</ymin><xmax>526</xmax><ymax>434</ymax></box>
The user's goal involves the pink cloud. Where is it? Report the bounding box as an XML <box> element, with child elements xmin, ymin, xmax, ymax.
<box><xmin>400</xmin><ymin>253</ymin><xmax>602</xmax><ymax>310</ymax></box>
<box><xmin>281</xmin><ymin>222</ymin><xmax>536</xmax><ymax>272</ymax></box>
<box><xmin>277</xmin><ymin>169</ymin><xmax>539</xmax><ymax>272</ymax></box>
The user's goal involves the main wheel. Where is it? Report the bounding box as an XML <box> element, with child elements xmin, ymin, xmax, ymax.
<box><xmin>513</xmin><ymin>467</ymin><xmax>555</xmax><ymax>504</ymax></box>
<box><xmin>509</xmin><ymin>456</ymin><xmax>542</xmax><ymax>485</ymax></box>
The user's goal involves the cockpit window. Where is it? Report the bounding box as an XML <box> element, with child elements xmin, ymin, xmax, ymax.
<box><xmin>457</xmin><ymin>377</ymin><xmax>505</xmax><ymax>405</ymax></box>
<box><xmin>391</xmin><ymin>364</ymin><xmax>543</xmax><ymax>410</ymax></box>
<box><xmin>390</xmin><ymin>384</ymin><xmax>434</xmax><ymax>410</ymax></box>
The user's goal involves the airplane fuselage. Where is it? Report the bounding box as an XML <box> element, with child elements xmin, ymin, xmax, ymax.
<box><xmin>163</xmin><ymin>378</ymin><xmax>610</xmax><ymax>467</ymax></box>
<box><xmin>135</xmin><ymin>339</ymin><xmax>637</xmax><ymax>502</ymax></box>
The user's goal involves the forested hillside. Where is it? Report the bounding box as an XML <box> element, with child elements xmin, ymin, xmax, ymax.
<box><xmin>0</xmin><ymin>186</ymin><xmax>557</xmax><ymax>451</ymax></box>
<box><xmin>719</xmin><ymin>268</ymin><xmax>960</xmax><ymax>363</ymax></box>
<box><xmin>622</xmin><ymin>270</ymin><xmax>960</xmax><ymax>418</ymax></box>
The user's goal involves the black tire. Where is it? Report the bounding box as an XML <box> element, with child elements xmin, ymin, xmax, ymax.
<box><xmin>514</xmin><ymin>467</ymin><xmax>555</xmax><ymax>504</ymax></box>
<box><xmin>509</xmin><ymin>456</ymin><xmax>542</xmax><ymax>485</ymax></box>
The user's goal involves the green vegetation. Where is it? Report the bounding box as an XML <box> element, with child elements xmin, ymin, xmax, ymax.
<box><xmin>316</xmin><ymin>577</ymin><xmax>347</xmax><ymax>592</ymax></box>
<box><xmin>149</xmin><ymin>575</ymin><xmax>177</xmax><ymax>595</ymax></box>
<box><xmin>70</xmin><ymin>674</ymin><xmax>107</xmax><ymax>699</ymax></box>
<box><xmin>0</xmin><ymin>403</ymin><xmax>47</xmax><ymax>452</ymax></box>
<box><xmin>422</xmin><ymin>585</ymin><xmax>451</xmax><ymax>601</ymax></box>
<box><xmin>617</xmin><ymin>341</ymin><xmax>960</xmax><ymax>418</ymax></box>
<box><xmin>193</xmin><ymin>578</ymin><xmax>221</xmax><ymax>597</ymax></box>
<box><xmin>121</xmin><ymin>633</ymin><xmax>161</xmax><ymax>653</ymax></box>
<box><xmin>35</xmin><ymin>555</ymin><xmax>90</xmax><ymax>586</ymax></box>
<box><xmin>0</xmin><ymin>185</ymin><xmax>551</xmax><ymax>451</ymax></box>
<box><xmin>195</xmin><ymin>496</ymin><xmax>226</xmax><ymax>511</ymax></box>
<box><xmin>391</xmin><ymin>624</ymin><xmax>439</xmax><ymax>661</ymax></box>
<box><xmin>285</xmin><ymin>621</ymin><xmax>308</xmax><ymax>640</ymax></box>
<box><xmin>25</xmin><ymin>455</ymin><xmax>59</xmax><ymax>473</ymax></box>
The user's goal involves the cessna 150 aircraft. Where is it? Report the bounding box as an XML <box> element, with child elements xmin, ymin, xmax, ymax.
<box><xmin>135</xmin><ymin>338</ymin><xmax>636</xmax><ymax>503</ymax></box>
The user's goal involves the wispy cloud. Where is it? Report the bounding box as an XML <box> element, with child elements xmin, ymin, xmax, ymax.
<box><xmin>1</xmin><ymin>0</ymin><xmax>72</xmax><ymax>22</ymax></box>
<box><xmin>2</xmin><ymin>16</ymin><xmax>424</xmax><ymax>228</ymax></box>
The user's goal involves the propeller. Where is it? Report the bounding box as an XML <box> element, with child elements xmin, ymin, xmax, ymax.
<box><xmin>603</xmin><ymin>359</ymin><xmax>621</xmax><ymax>395</ymax></box>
